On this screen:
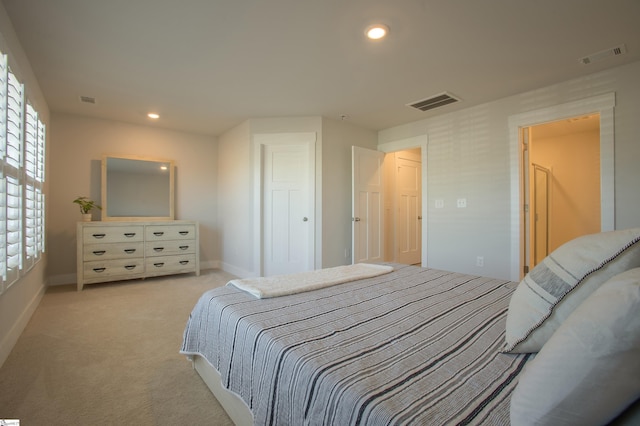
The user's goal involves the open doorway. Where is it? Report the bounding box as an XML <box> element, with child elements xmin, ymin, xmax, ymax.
<box><xmin>385</xmin><ymin>148</ymin><xmax>422</xmax><ymax>265</ymax></box>
<box><xmin>522</xmin><ymin>114</ymin><xmax>601</xmax><ymax>272</ymax></box>
<box><xmin>509</xmin><ymin>93</ymin><xmax>615</xmax><ymax>281</ymax></box>
<box><xmin>351</xmin><ymin>146</ymin><xmax>423</xmax><ymax>266</ymax></box>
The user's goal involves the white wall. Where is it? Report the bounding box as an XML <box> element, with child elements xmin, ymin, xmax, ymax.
<box><xmin>0</xmin><ymin>3</ymin><xmax>50</xmax><ymax>367</ymax></box>
<box><xmin>378</xmin><ymin>60</ymin><xmax>640</xmax><ymax>280</ymax></box>
<box><xmin>217</xmin><ymin>120</ymin><xmax>252</xmax><ymax>277</ymax></box>
<box><xmin>48</xmin><ymin>113</ymin><xmax>219</xmax><ymax>283</ymax></box>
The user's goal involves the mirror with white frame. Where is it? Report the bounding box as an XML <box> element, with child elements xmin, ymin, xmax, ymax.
<box><xmin>101</xmin><ymin>154</ymin><xmax>175</xmax><ymax>221</ymax></box>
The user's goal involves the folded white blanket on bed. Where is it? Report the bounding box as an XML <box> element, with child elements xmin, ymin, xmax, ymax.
<box><xmin>228</xmin><ymin>263</ymin><xmax>394</xmax><ymax>298</ymax></box>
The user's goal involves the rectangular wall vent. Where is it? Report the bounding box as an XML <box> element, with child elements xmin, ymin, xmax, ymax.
<box><xmin>580</xmin><ymin>44</ymin><xmax>627</xmax><ymax>65</ymax></box>
<box><xmin>407</xmin><ymin>92</ymin><xmax>460</xmax><ymax>112</ymax></box>
<box><xmin>79</xmin><ymin>95</ymin><xmax>96</xmax><ymax>104</ymax></box>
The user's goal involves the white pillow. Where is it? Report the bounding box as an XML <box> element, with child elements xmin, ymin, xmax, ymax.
<box><xmin>510</xmin><ymin>267</ymin><xmax>640</xmax><ymax>425</ymax></box>
<box><xmin>504</xmin><ymin>228</ymin><xmax>640</xmax><ymax>353</ymax></box>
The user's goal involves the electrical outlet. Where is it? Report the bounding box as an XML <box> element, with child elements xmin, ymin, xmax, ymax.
<box><xmin>457</xmin><ymin>198</ymin><xmax>467</xmax><ymax>208</ymax></box>
<box><xmin>345</xmin><ymin>248</ymin><xmax>351</xmax><ymax>258</ymax></box>
<box><xmin>435</xmin><ymin>199</ymin><xmax>444</xmax><ymax>209</ymax></box>
<box><xmin>476</xmin><ymin>256</ymin><xmax>484</xmax><ymax>267</ymax></box>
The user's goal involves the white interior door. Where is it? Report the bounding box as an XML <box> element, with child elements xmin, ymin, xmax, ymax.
<box><xmin>352</xmin><ymin>146</ymin><xmax>385</xmax><ymax>264</ymax></box>
<box><xmin>258</xmin><ymin>133</ymin><xmax>315</xmax><ymax>276</ymax></box>
<box><xmin>395</xmin><ymin>153</ymin><xmax>422</xmax><ymax>264</ymax></box>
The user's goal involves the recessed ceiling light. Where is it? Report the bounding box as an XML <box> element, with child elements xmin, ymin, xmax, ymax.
<box><xmin>147</xmin><ymin>113</ymin><xmax>160</xmax><ymax>119</ymax></box>
<box><xmin>365</xmin><ymin>24</ymin><xmax>389</xmax><ymax>40</ymax></box>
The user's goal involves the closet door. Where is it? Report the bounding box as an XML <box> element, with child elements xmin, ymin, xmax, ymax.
<box><xmin>257</xmin><ymin>133</ymin><xmax>316</xmax><ymax>277</ymax></box>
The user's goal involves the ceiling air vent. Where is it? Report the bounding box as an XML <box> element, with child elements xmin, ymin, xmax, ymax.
<box><xmin>79</xmin><ymin>95</ymin><xmax>96</xmax><ymax>104</ymax></box>
<box><xmin>407</xmin><ymin>92</ymin><xmax>460</xmax><ymax>112</ymax></box>
<box><xmin>580</xmin><ymin>44</ymin><xmax>627</xmax><ymax>65</ymax></box>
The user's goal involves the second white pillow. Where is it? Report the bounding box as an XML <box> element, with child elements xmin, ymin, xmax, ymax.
<box><xmin>510</xmin><ymin>267</ymin><xmax>640</xmax><ymax>426</ymax></box>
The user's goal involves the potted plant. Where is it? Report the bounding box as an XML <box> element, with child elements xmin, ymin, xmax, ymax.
<box><xmin>73</xmin><ymin>196</ymin><xmax>101</xmax><ymax>221</ymax></box>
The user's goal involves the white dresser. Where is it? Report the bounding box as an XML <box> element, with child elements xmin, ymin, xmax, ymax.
<box><xmin>76</xmin><ymin>220</ymin><xmax>199</xmax><ymax>291</ymax></box>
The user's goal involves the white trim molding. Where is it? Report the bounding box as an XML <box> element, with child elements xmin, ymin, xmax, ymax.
<box><xmin>508</xmin><ymin>92</ymin><xmax>616</xmax><ymax>281</ymax></box>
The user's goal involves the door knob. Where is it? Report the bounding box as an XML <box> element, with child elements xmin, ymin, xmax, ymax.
<box><xmin>353</xmin><ymin>217</ymin><xmax>361</xmax><ymax>222</ymax></box>
<box><xmin>418</xmin><ymin>216</ymin><xmax>422</xmax><ymax>220</ymax></box>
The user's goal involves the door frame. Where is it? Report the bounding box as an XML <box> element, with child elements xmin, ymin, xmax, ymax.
<box><xmin>508</xmin><ymin>93</ymin><xmax>615</xmax><ymax>281</ymax></box>
<box><xmin>253</xmin><ymin>132</ymin><xmax>316</xmax><ymax>276</ymax></box>
<box><xmin>378</xmin><ymin>135</ymin><xmax>429</xmax><ymax>266</ymax></box>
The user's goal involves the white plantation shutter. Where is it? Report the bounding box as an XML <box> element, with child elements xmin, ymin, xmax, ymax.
<box><xmin>24</xmin><ymin>105</ymin><xmax>36</xmax><ymax>267</ymax></box>
<box><xmin>0</xmin><ymin>53</ymin><xmax>7</xmax><ymax>288</ymax></box>
<box><xmin>0</xmin><ymin>50</ymin><xmax>45</xmax><ymax>293</ymax></box>
<box><xmin>6</xmin><ymin>175</ymin><xmax>22</xmax><ymax>284</ymax></box>
<box><xmin>36</xmin><ymin>188</ymin><xmax>45</xmax><ymax>255</ymax></box>
<box><xmin>24</xmin><ymin>184</ymin><xmax>36</xmax><ymax>266</ymax></box>
<box><xmin>6</xmin><ymin>72</ymin><xmax>22</xmax><ymax>169</ymax></box>
<box><xmin>24</xmin><ymin>103</ymin><xmax>45</xmax><ymax>268</ymax></box>
<box><xmin>25</xmin><ymin>104</ymin><xmax>37</xmax><ymax>177</ymax></box>
<box><xmin>4</xmin><ymin>67</ymin><xmax>24</xmax><ymax>287</ymax></box>
<box><xmin>36</xmin><ymin>119</ymin><xmax>46</xmax><ymax>256</ymax></box>
<box><xmin>37</xmin><ymin>117</ymin><xmax>46</xmax><ymax>182</ymax></box>
<box><xmin>0</xmin><ymin>173</ymin><xmax>6</xmax><ymax>288</ymax></box>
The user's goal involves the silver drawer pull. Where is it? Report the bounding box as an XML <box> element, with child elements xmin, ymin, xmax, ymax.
<box><xmin>124</xmin><ymin>249</ymin><xmax>136</xmax><ymax>254</ymax></box>
<box><xmin>93</xmin><ymin>267</ymin><xmax>106</xmax><ymax>273</ymax></box>
<box><xmin>179</xmin><ymin>231</ymin><xmax>189</xmax><ymax>235</ymax></box>
<box><xmin>124</xmin><ymin>233</ymin><xmax>136</xmax><ymax>238</ymax></box>
<box><xmin>153</xmin><ymin>247</ymin><xmax>164</xmax><ymax>252</ymax></box>
<box><xmin>124</xmin><ymin>265</ymin><xmax>137</xmax><ymax>270</ymax></box>
<box><xmin>179</xmin><ymin>260</ymin><xmax>189</xmax><ymax>265</ymax></box>
<box><xmin>153</xmin><ymin>232</ymin><xmax>164</xmax><ymax>236</ymax></box>
<box><xmin>153</xmin><ymin>262</ymin><xmax>165</xmax><ymax>267</ymax></box>
<box><xmin>179</xmin><ymin>245</ymin><xmax>189</xmax><ymax>250</ymax></box>
<box><xmin>92</xmin><ymin>233</ymin><xmax>106</xmax><ymax>239</ymax></box>
<box><xmin>92</xmin><ymin>250</ymin><xmax>106</xmax><ymax>256</ymax></box>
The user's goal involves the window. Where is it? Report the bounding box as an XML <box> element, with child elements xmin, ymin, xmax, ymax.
<box><xmin>0</xmin><ymin>51</ymin><xmax>46</xmax><ymax>293</ymax></box>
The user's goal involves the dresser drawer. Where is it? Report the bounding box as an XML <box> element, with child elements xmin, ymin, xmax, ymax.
<box><xmin>145</xmin><ymin>254</ymin><xmax>197</xmax><ymax>275</ymax></box>
<box><xmin>145</xmin><ymin>224</ymin><xmax>196</xmax><ymax>241</ymax></box>
<box><xmin>83</xmin><ymin>258</ymin><xmax>144</xmax><ymax>281</ymax></box>
<box><xmin>83</xmin><ymin>242</ymin><xmax>144</xmax><ymax>261</ymax></box>
<box><xmin>145</xmin><ymin>239</ymin><xmax>196</xmax><ymax>257</ymax></box>
<box><xmin>83</xmin><ymin>226</ymin><xmax>144</xmax><ymax>244</ymax></box>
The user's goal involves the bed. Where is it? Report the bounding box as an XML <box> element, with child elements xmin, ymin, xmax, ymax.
<box><xmin>181</xmin><ymin>228</ymin><xmax>640</xmax><ymax>425</ymax></box>
<box><xmin>181</xmin><ymin>264</ymin><xmax>531</xmax><ymax>425</ymax></box>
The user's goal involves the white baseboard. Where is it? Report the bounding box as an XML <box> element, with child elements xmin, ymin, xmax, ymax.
<box><xmin>0</xmin><ymin>282</ymin><xmax>46</xmax><ymax>368</ymax></box>
<box><xmin>219</xmin><ymin>262</ymin><xmax>255</xmax><ymax>279</ymax></box>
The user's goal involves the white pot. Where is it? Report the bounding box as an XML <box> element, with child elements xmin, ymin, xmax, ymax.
<box><xmin>82</xmin><ymin>213</ymin><xmax>92</xmax><ymax>222</ymax></box>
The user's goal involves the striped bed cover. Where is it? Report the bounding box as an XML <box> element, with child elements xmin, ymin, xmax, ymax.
<box><xmin>181</xmin><ymin>264</ymin><xmax>532</xmax><ymax>425</ymax></box>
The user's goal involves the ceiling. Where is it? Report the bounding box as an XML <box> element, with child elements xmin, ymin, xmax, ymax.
<box><xmin>532</xmin><ymin>114</ymin><xmax>600</xmax><ymax>140</ymax></box>
<box><xmin>3</xmin><ymin>0</ymin><xmax>639</xmax><ymax>137</ymax></box>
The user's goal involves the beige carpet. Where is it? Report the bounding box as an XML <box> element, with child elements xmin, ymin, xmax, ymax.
<box><xmin>0</xmin><ymin>270</ymin><xmax>238</xmax><ymax>426</ymax></box>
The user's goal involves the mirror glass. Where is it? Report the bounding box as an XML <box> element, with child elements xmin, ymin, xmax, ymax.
<box><xmin>101</xmin><ymin>155</ymin><xmax>174</xmax><ymax>221</ymax></box>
